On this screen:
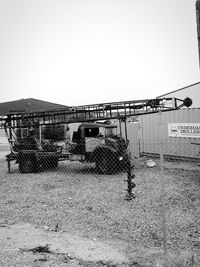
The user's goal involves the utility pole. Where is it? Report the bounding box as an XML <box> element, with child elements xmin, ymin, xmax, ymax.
<box><xmin>196</xmin><ymin>0</ymin><xmax>200</xmax><ymax>67</ymax></box>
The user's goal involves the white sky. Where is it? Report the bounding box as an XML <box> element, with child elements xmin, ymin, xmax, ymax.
<box><xmin>0</xmin><ymin>0</ymin><xmax>199</xmax><ymax>106</ymax></box>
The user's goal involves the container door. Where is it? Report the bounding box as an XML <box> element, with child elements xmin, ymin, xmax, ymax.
<box><xmin>127</xmin><ymin>122</ymin><xmax>140</xmax><ymax>158</ymax></box>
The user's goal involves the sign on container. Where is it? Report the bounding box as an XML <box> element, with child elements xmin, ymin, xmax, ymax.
<box><xmin>168</xmin><ymin>123</ymin><xmax>200</xmax><ymax>138</ymax></box>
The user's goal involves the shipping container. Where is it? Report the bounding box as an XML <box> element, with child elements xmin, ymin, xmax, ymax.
<box><xmin>136</xmin><ymin>108</ymin><xmax>200</xmax><ymax>159</ymax></box>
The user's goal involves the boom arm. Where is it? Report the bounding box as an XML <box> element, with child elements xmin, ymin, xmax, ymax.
<box><xmin>1</xmin><ymin>97</ymin><xmax>192</xmax><ymax>128</ymax></box>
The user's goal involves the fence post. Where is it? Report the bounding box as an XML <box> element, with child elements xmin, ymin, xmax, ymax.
<box><xmin>158</xmin><ymin>111</ymin><xmax>167</xmax><ymax>256</ymax></box>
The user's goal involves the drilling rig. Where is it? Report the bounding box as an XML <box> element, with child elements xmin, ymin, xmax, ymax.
<box><xmin>0</xmin><ymin>96</ymin><xmax>192</xmax><ymax>175</ymax></box>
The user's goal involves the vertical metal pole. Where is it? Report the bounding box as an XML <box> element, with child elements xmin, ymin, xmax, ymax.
<box><xmin>196</xmin><ymin>0</ymin><xmax>200</xmax><ymax>68</ymax></box>
<box><xmin>8</xmin><ymin>116</ymin><xmax>12</xmax><ymax>143</ymax></box>
<box><xmin>119</xmin><ymin>119</ymin><xmax>122</xmax><ymax>136</ymax></box>
<box><xmin>39</xmin><ymin>125</ymin><xmax>42</xmax><ymax>143</ymax></box>
<box><xmin>124</xmin><ymin>117</ymin><xmax>128</xmax><ymax>141</ymax></box>
<box><xmin>158</xmin><ymin>111</ymin><xmax>167</xmax><ymax>256</ymax></box>
<box><xmin>6</xmin><ymin>116</ymin><xmax>12</xmax><ymax>172</ymax></box>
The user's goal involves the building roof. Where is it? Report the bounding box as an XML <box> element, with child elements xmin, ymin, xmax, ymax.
<box><xmin>0</xmin><ymin>98</ymin><xmax>68</xmax><ymax>116</ymax></box>
<box><xmin>157</xmin><ymin>81</ymin><xmax>200</xmax><ymax>98</ymax></box>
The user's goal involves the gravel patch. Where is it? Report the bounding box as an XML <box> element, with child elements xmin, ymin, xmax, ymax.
<box><xmin>0</xmin><ymin>155</ymin><xmax>199</xmax><ymax>266</ymax></box>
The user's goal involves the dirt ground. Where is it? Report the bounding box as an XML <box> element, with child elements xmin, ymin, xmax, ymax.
<box><xmin>0</xmin><ymin>149</ymin><xmax>200</xmax><ymax>266</ymax></box>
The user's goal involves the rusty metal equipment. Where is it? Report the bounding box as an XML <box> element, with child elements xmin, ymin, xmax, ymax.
<box><xmin>0</xmin><ymin>96</ymin><xmax>192</xmax><ymax>199</ymax></box>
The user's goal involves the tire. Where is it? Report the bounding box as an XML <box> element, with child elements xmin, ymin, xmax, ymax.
<box><xmin>19</xmin><ymin>157</ymin><xmax>38</xmax><ymax>173</ymax></box>
<box><xmin>95</xmin><ymin>150</ymin><xmax>117</xmax><ymax>174</ymax></box>
<box><xmin>49</xmin><ymin>158</ymin><xmax>58</xmax><ymax>169</ymax></box>
<box><xmin>42</xmin><ymin>158</ymin><xmax>58</xmax><ymax>170</ymax></box>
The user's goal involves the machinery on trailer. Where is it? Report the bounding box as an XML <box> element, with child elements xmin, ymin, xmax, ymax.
<box><xmin>66</xmin><ymin>122</ymin><xmax>129</xmax><ymax>174</ymax></box>
<box><xmin>0</xmin><ymin>96</ymin><xmax>192</xmax><ymax>174</ymax></box>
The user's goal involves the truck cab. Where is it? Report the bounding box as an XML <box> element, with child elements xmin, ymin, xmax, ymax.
<box><xmin>70</xmin><ymin>122</ymin><xmax>117</xmax><ymax>154</ymax></box>
<box><xmin>69</xmin><ymin>122</ymin><xmax>129</xmax><ymax>173</ymax></box>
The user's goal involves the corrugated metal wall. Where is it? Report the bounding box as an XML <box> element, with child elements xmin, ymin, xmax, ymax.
<box><xmin>139</xmin><ymin>108</ymin><xmax>200</xmax><ymax>158</ymax></box>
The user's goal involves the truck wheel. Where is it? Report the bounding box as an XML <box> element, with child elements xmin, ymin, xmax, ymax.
<box><xmin>42</xmin><ymin>158</ymin><xmax>58</xmax><ymax>170</ymax></box>
<box><xmin>49</xmin><ymin>158</ymin><xmax>58</xmax><ymax>169</ymax></box>
<box><xmin>96</xmin><ymin>150</ymin><xmax>116</xmax><ymax>174</ymax></box>
<box><xmin>19</xmin><ymin>157</ymin><xmax>37</xmax><ymax>173</ymax></box>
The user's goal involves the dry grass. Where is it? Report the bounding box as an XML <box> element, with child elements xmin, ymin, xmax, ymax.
<box><xmin>0</xmin><ymin>153</ymin><xmax>200</xmax><ymax>266</ymax></box>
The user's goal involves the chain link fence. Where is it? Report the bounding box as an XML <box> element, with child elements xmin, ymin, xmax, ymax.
<box><xmin>1</xmin><ymin>131</ymin><xmax>199</xmax><ymax>203</ymax></box>
<box><xmin>0</xmin><ymin>123</ymin><xmax>136</xmax><ymax>200</ymax></box>
<box><xmin>0</xmin><ymin>123</ymin><xmax>200</xmax><ymax>265</ymax></box>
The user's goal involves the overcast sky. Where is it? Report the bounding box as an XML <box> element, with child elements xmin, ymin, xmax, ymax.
<box><xmin>0</xmin><ymin>0</ymin><xmax>199</xmax><ymax>106</ymax></box>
